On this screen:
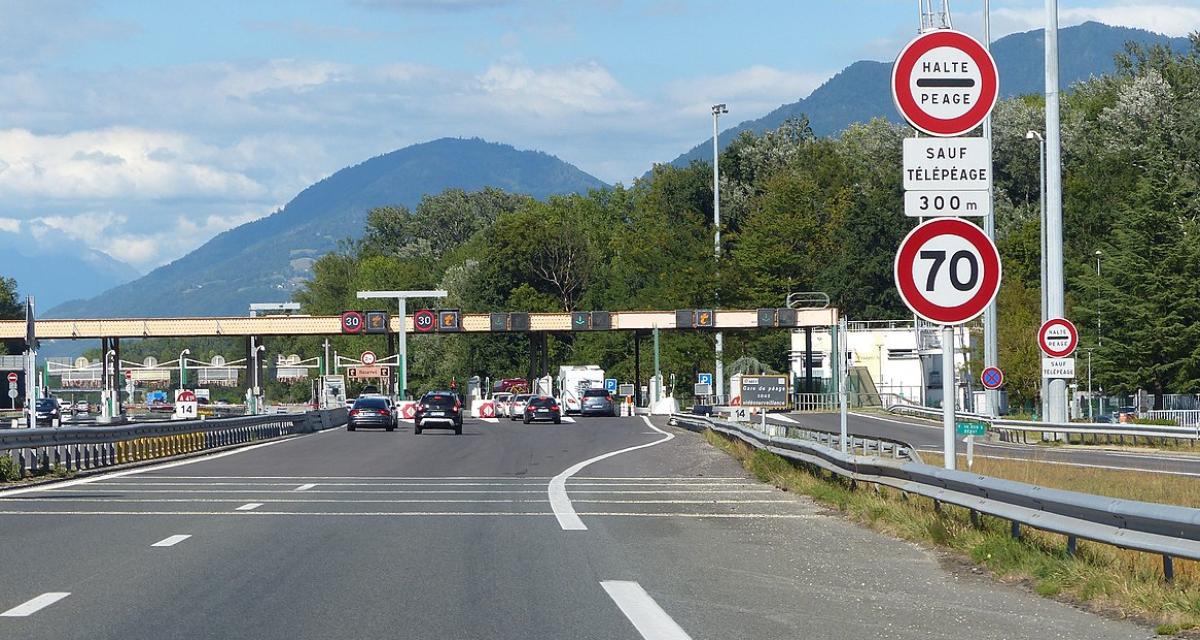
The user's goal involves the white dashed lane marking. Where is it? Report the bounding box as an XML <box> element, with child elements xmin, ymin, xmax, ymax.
<box><xmin>0</xmin><ymin>592</ymin><xmax>71</xmax><ymax>617</ymax></box>
<box><xmin>150</xmin><ymin>534</ymin><xmax>192</xmax><ymax>547</ymax></box>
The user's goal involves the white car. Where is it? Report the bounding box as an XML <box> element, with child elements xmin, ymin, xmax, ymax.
<box><xmin>492</xmin><ymin>393</ymin><xmax>513</xmax><ymax>417</ymax></box>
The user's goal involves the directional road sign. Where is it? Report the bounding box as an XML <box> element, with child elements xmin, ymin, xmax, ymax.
<box><xmin>955</xmin><ymin>420</ymin><xmax>986</xmax><ymax>437</ymax></box>
<box><xmin>697</xmin><ymin>372</ymin><xmax>713</xmax><ymax>386</ymax></box>
<box><xmin>360</xmin><ymin>351</ymin><xmax>377</xmax><ymax>366</ymax></box>
<box><xmin>892</xmin><ymin>29</ymin><xmax>999</xmax><ymax>137</ymax></box>
<box><xmin>605</xmin><ymin>378</ymin><xmax>618</xmax><ymax>393</ymax></box>
<box><xmin>413</xmin><ymin>309</ymin><xmax>436</xmax><ymax>333</ymax></box>
<box><xmin>980</xmin><ymin>366</ymin><xmax>1004</xmax><ymax>390</ymax></box>
<box><xmin>1038</xmin><ymin>317</ymin><xmax>1078</xmax><ymax>358</ymax></box>
<box><xmin>894</xmin><ymin>218</ymin><xmax>1001</xmax><ymax>325</ymax></box>
<box><xmin>340</xmin><ymin>311</ymin><xmax>364</xmax><ymax>334</ymax></box>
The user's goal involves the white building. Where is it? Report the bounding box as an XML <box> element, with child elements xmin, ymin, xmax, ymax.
<box><xmin>789</xmin><ymin>320</ymin><xmax>981</xmax><ymax>409</ymax></box>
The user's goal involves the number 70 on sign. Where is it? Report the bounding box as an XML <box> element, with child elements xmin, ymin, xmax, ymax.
<box><xmin>894</xmin><ymin>218</ymin><xmax>1002</xmax><ymax>326</ymax></box>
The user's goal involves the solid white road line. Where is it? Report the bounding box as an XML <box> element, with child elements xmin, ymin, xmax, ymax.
<box><xmin>235</xmin><ymin>503</ymin><xmax>263</xmax><ymax>511</ymax></box>
<box><xmin>135</xmin><ymin>475</ymin><xmax>748</xmax><ymax>480</ymax></box>
<box><xmin>0</xmin><ymin>432</ymin><xmax>324</xmax><ymax>498</ymax></box>
<box><xmin>768</xmin><ymin>414</ymin><xmax>800</xmax><ymax>424</ymax></box>
<box><xmin>549</xmin><ymin>416</ymin><xmax>675</xmax><ymax>531</ymax></box>
<box><xmin>480</xmin><ymin>417</ymin><xmax>499</xmax><ymax>423</ymax></box>
<box><xmin>294</xmin><ymin>483</ymin><xmax>316</xmax><ymax>491</ymax></box>
<box><xmin>150</xmin><ymin>534</ymin><xmax>192</xmax><ymax>547</ymax></box>
<box><xmin>0</xmin><ymin>592</ymin><xmax>71</xmax><ymax>617</ymax></box>
<box><xmin>559</xmin><ymin>416</ymin><xmax>576</xmax><ymax>423</ymax></box>
<box><xmin>0</xmin><ymin>497</ymin><xmax>794</xmax><ymax>505</ymax></box>
<box><xmin>601</xmin><ymin>581</ymin><xmax>694</xmax><ymax>640</ymax></box>
<box><xmin>83</xmin><ymin>480</ymin><xmax>755</xmax><ymax>488</ymax></box>
<box><xmin>0</xmin><ymin>510</ymin><xmax>817</xmax><ymax>518</ymax></box>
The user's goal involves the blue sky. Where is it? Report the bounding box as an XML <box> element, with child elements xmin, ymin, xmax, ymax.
<box><xmin>0</xmin><ymin>0</ymin><xmax>1197</xmax><ymax>271</ymax></box>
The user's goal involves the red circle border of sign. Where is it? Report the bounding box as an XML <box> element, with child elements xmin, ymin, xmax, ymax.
<box><xmin>894</xmin><ymin>218</ymin><xmax>1001</xmax><ymax>325</ymax></box>
<box><xmin>360</xmin><ymin>351</ymin><xmax>376</xmax><ymax>365</ymax></box>
<box><xmin>340</xmin><ymin>311</ymin><xmax>364</xmax><ymax>334</ymax></box>
<box><xmin>892</xmin><ymin>29</ymin><xmax>999</xmax><ymax>137</ymax></box>
<box><xmin>6</xmin><ymin>372</ymin><xmax>17</xmax><ymax>383</ymax></box>
<box><xmin>1038</xmin><ymin>318</ymin><xmax>1079</xmax><ymax>358</ymax></box>
<box><xmin>413</xmin><ymin>309</ymin><xmax>436</xmax><ymax>333</ymax></box>
<box><xmin>980</xmin><ymin>366</ymin><xmax>1004</xmax><ymax>390</ymax></box>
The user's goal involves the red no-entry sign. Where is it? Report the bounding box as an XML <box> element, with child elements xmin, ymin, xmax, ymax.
<box><xmin>894</xmin><ymin>218</ymin><xmax>1001</xmax><ymax>325</ymax></box>
<box><xmin>892</xmin><ymin>29</ymin><xmax>999</xmax><ymax>137</ymax></box>
<box><xmin>1038</xmin><ymin>318</ymin><xmax>1078</xmax><ymax>358</ymax></box>
<box><xmin>6</xmin><ymin>372</ymin><xmax>17</xmax><ymax>384</ymax></box>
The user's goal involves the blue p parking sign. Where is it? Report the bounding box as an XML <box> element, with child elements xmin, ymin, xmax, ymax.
<box><xmin>698</xmin><ymin>373</ymin><xmax>713</xmax><ymax>386</ymax></box>
<box><xmin>605</xmin><ymin>378</ymin><xmax>618</xmax><ymax>393</ymax></box>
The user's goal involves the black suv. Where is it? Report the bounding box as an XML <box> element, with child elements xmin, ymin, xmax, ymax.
<box><xmin>415</xmin><ymin>391</ymin><xmax>463</xmax><ymax>435</ymax></box>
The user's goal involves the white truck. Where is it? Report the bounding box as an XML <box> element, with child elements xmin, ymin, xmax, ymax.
<box><xmin>557</xmin><ymin>365</ymin><xmax>605</xmax><ymax>415</ymax></box>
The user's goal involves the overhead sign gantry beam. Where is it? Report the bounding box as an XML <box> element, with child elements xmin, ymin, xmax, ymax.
<box><xmin>0</xmin><ymin>308</ymin><xmax>839</xmax><ymax>340</ymax></box>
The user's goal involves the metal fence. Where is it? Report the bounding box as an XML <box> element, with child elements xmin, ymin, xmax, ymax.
<box><xmin>887</xmin><ymin>403</ymin><xmax>1200</xmax><ymax>445</ymax></box>
<box><xmin>0</xmin><ymin>409</ymin><xmax>347</xmax><ymax>479</ymax></box>
<box><xmin>671</xmin><ymin>413</ymin><xmax>1200</xmax><ymax>580</ymax></box>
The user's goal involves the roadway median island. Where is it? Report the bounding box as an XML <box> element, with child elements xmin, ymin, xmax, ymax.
<box><xmin>691</xmin><ymin>419</ymin><xmax>1200</xmax><ymax>636</ymax></box>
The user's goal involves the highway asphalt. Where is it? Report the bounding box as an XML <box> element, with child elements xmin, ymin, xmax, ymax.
<box><xmin>0</xmin><ymin>414</ymin><xmax>1153</xmax><ymax>639</ymax></box>
<box><xmin>775</xmin><ymin>411</ymin><xmax>1200</xmax><ymax>477</ymax></box>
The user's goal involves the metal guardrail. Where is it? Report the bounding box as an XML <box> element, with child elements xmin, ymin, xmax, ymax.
<box><xmin>887</xmin><ymin>403</ymin><xmax>1200</xmax><ymax>445</ymax></box>
<box><xmin>671</xmin><ymin>413</ymin><xmax>1200</xmax><ymax>579</ymax></box>
<box><xmin>0</xmin><ymin>409</ymin><xmax>348</xmax><ymax>479</ymax></box>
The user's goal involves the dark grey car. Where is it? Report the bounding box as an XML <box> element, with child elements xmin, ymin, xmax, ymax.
<box><xmin>579</xmin><ymin>389</ymin><xmax>616</xmax><ymax>417</ymax></box>
<box><xmin>348</xmin><ymin>397</ymin><xmax>396</xmax><ymax>431</ymax></box>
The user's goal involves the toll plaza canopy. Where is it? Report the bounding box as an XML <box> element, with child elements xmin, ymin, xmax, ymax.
<box><xmin>0</xmin><ymin>308</ymin><xmax>838</xmax><ymax>340</ymax></box>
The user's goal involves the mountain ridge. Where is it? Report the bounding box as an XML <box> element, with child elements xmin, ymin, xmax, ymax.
<box><xmin>47</xmin><ymin>137</ymin><xmax>607</xmax><ymax>318</ymax></box>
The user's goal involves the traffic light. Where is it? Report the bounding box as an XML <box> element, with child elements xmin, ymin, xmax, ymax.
<box><xmin>490</xmin><ymin>313</ymin><xmax>509</xmax><ymax>332</ymax></box>
<box><xmin>364</xmin><ymin>311</ymin><xmax>389</xmax><ymax>334</ymax></box>
<box><xmin>694</xmin><ymin>309</ymin><xmax>715</xmax><ymax>328</ymax></box>
<box><xmin>675</xmin><ymin>310</ymin><xmax>693</xmax><ymax>328</ymax></box>
<box><xmin>571</xmin><ymin>311</ymin><xmax>591</xmax><ymax>330</ymax></box>
<box><xmin>591</xmin><ymin>311</ymin><xmax>611</xmax><ymax>330</ymax></box>
<box><xmin>757</xmin><ymin>308</ymin><xmax>777</xmax><ymax>328</ymax></box>
<box><xmin>438</xmin><ymin>309</ymin><xmax>461</xmax><ymax>332</ymax></box>
<box><xmin>777</xmin><ymin>307</ymin><xmax>797</xmax><ymax>327</ymax></box>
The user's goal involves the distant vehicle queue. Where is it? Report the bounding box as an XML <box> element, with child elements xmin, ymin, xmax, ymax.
<box><xmin>343</xmin><ymin>365</ymin><xmax>619</xmax><ymax>434</ymax></box>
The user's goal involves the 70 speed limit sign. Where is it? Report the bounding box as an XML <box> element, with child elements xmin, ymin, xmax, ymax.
<box><xmin>894</xmin><ymin>218</ymin><xmax>1001</xmax><ymax>325</ymax></box>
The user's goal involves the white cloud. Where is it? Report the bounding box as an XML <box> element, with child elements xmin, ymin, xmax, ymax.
<box><xmin>0</xmin><ymin>128</ymin><xmax>266</xmax><ymax>201</ymax></box>
<box><xmin>0</xmin><ymin>217</ymin><xmax>20</xmax><ymax>233</ymax></box>
<box><xmin>666</xmin><ymin>65</ymin><xmax>831</xmax><ymax>118</ymax></box>
<box><xmin>476</xmin><ymin>61</ymin><xmax>643</xmax><ymax>116</ymax></box>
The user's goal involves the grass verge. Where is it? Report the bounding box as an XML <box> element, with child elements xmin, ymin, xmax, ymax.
<box><xmin>926</xmin><ymin>451</ymin><xmax>1200</xmax><ymax>509</ymax></box>
<box><xmin>703</xmin><ymin>428</ymin><xmax>1200</xmax><ymax>636</ymax></box>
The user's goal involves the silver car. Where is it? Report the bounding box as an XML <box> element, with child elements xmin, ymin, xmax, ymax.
<box><xmin>508</xmin><ymin>394</ymin><xmax>533</xmax><ymax>421</ymax></box>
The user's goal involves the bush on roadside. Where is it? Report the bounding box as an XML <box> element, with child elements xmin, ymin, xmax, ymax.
<box><xmin>0</xmin><ymin>456</ymin><xmax>18</xmax><ymax>481</ymax></box>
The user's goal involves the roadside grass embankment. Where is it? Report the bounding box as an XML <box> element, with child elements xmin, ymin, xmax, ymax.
<box><xmin>702</xmin><ymin>429</ymin><xmax>1200</xmax><ymax>636</ymax></box>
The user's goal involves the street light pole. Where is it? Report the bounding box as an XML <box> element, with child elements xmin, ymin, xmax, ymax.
<box><xmin>981</xmin><ymin>0</ymin><xmax>1000</xmax><ymax>419</ymax></box>
<box><xmin>179</xmin><ymin>348</ymin><xmax>191</xmax><ymax>392</ymax></box>
<box><xmin>1044</xmin><ymin>0</ymin><xmax>1068</xmax><ymax>423</ymax></box>
<box><xmin>356</xmin><ymin>290</ymin><xmax>448</xmax><ymax>400</ymax></box>
<box><xmin>712</xmin><ymin>103</ymin><xmax>728</xmax><ymax>404</ymax></box>
<box><xmin>1026</xmin><ymin>130</ymin><xmax>1048</xmax><ymax>420</ymax></box>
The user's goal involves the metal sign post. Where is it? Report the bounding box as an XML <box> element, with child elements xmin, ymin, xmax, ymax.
<box><xmin>356</xmin><ymin>290</ymin><xmax>447</xmax><ymax>400</ymax></box>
